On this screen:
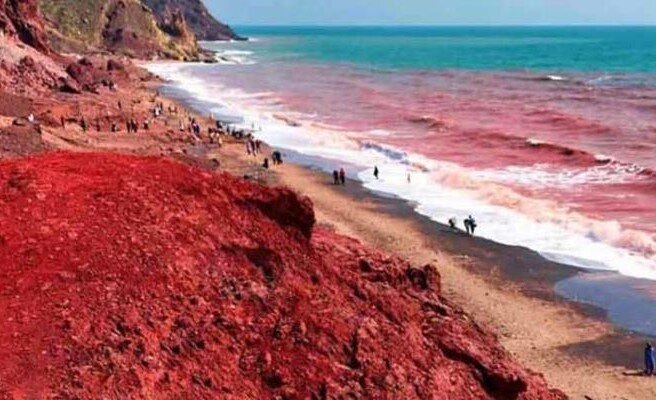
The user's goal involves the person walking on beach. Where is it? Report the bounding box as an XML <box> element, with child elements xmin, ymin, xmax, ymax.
<box><xmin>339</xmin><ymin>168</ymin><xmax>346</xmax><ymax>186</ymax></box>
<box><xmin>374</xmin><ymin>166</ymin><xmax>379</xmax><ymax>180</ymax></box>
<box><xmin>333</xmin><ymin>170</ymin><xmax>340</xmax><ymax>185</ymax></box>
<box><xmin>645</xmin><ymin>343</ymin><xmax>655</xmax><ymax>376</ymax></box>
<box><xmin>464</xmin><ymin>215</ymin><xmax>477</xmax><ymax>236</ymax></box>
<box><xmin>272</xmin><ymin>151</ymin><xmax>283</xmax><ymax>165</ymax></box>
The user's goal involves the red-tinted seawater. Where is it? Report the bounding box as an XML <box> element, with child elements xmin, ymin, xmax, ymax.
<box><xmin>146</xmin><ymin>40</ymin><xmax>656</xmax><ymax>279</ymax></box>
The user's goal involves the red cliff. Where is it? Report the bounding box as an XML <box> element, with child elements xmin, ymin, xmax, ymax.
<box><xmin>0</xmin><ymin>0</ymin><xmax>50</xmax><ymax>53</ymax></box>
<box><xmin>0</xmin><ymin>152</ymin><xmax>566</xmax><ymax>399</ymax></box>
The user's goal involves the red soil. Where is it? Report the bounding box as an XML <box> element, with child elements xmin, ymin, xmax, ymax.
<box><xmin>0</xmin><ymin>152</ymin><xmax>566</xmax><ymax>399</ymax></box>
<box><xmin>0</xmin><ymin>0</ymin><xmax>50</xmax><ymax>54</ymax></box>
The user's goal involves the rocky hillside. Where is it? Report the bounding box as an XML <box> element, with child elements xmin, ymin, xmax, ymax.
<box><xmin>142</xmin><ymin>0</ymin><xmax>244</xmax><ymax>41</ymax></box>
<box><xmin>0</xmin><ymin>0</ymin><xmax>70</xmax><ymax>91</ymax></box>
<box><xmin>0</xmin><ymin>152</ymin><xmax>566</xmax><ymax>399</ymax></box>
<box><xmin>38</xmin><ymin>0</ymin><xmax>203</xmax><ymax>60</ymax></box>
<box><xmin>0</xmin><ymin>0</ymin><xmax>50</xmax><ymax>53</ymax></box>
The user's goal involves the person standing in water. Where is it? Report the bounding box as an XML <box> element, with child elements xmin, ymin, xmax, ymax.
<box><xmin>645</xmin><ymin>343</ymin><xmax>655</xmax><ymax>376</ymax></box>
<box><xmin>339</xmin><ymin>168</ymin><xmax>346</xmax><ymax>186</ymax></box>
<box><xmin>374</xmin><ymin>166</ymin><xmax>379</xmax><ymax>180</ymax></box>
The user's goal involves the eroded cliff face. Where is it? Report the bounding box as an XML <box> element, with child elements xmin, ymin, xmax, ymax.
<box><xmin>0</xmin><ymin>152</ymin><xmax>567</xmax><ymax>400</ymax></box>
<box><xmin>0</xmin><ymin>0</ymin><xmax>70</xmax><ymax>92</ymax></box>
<box><xmin>141</xmin><ymin>0</ymin><xmax>245</xmax><ymax>41</ymax></box>
<box><xmin>38</xmin><ymin>0</ymin><xmax>204</xmax><ymax>60</ymax></box>
<box><xmin>0</xmin><ymin>0</ymin><xmax>50</xmax><ymax>53</ymax></box>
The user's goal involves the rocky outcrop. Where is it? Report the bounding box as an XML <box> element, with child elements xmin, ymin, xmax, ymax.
<box><xmin>142</xmin><ymin>0</ymin><xmax>245</xmax><ymax>41</ymax></box>
<box><xmin>0</xmin><ymin>0</ymin><xmax>50</xmax><ymax>53</ymax></box>
<box><xmin>0</xmin><ymin>152</ymin><xmax>566</xmax><ymax>399</ymax></box>
<box><xmin>38</xmin><ymin>0</ymin><xmax>206</xmax><ymax>60</ymax></box>
<box><xmin>0</xmin><ymin>0</ymin><xmax>69</xmax><ymax>92</ymax></box>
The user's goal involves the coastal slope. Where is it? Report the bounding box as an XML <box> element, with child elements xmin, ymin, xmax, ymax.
<box><xmin>38</xmin><ymin>0</ymin><xmax>202</xmax><ymax>60</ymax></box>
<box><xmin>0</xmin><ymin>152</ymin><xmax>565</xmax><ymax>399</ymax></box>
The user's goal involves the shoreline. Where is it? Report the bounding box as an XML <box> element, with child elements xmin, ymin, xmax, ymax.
<box><xmin>158</xmin><ymin>74</ymin><xmax>656</xmax><ymax>336</ymax></box>
<box><xmin>161</xmin><ymin>85</ymin><xmax>656</xmax><ymax>397</ymax></box>
<box><xmin>262</xmin><ymin>156</ymin><xmax>656</xmax><ymax>399</ymax></box>
<box><xmin>274</xmin><ymin>149</ymin><xmax>656</xmax><ymax>337</ymax></box>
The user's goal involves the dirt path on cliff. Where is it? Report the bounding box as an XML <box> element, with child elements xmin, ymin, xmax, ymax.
<box><xmin>268</xmin><ymin>162</ymin><xmax>656</xmax><ymax>400</ymax></box>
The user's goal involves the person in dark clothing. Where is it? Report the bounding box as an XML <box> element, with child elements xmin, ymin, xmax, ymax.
<box><xmin>374</xmin><ymin>166</ymin><xmax>379</xmax><ymax>180</ymax></box>
<box><xmin>80</xmin><ymin>118</ymin><xmax>87</xmax><ymax>133</ymax></box>
<box><xmin>60</xmin><ymin>116</ymin><xmax>65</xmax><ymax>128</ymax></box>
<box><xmin>468</xmin><ymin>215</ymin><xmax>477</xmax><ymax>235</ymax></box>
<box><xmin>645</xmin><ymin>343</ymin><xmax>655</xmax><ymax>375</ymax></box>
<box><xmin>263</xmin><ymin>158</ymin><xmax>269</xmax><ymax>169</ymax></box>
<box><xmin>333</xmin><ymin>170</ymin><xmax>340</xmax><ymax>185</ymax></box>
<box><xmin>273</xmin><ymin>151</ymin><xmax>283</xmax><ymax>165</ymax></box>
<box><xmin>464</xmin><ymin>215</ymin><xmax>477</xmax><ymax>236</ymax></box>
<box><xmin>339</xmin><ymin>168</ymin><xmax>346</xmax><ymax>186</ymax></box>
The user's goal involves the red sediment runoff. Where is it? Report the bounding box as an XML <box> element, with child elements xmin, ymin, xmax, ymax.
<box><xmin>0</xmin><ymin>152</ymin><xmax>565</xmax><ymax>399</ymax></box>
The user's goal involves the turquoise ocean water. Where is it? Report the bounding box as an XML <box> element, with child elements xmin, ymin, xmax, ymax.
<box><xmin>231</xmin><ymin>26</ymin><xmax>656</xmax><ymax>73</ymax></box>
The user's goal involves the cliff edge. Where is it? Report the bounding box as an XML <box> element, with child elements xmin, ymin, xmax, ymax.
<box><xmin>142</xmin><ymin>0</ymin><xmax>245</xmax><ymax>41</ymax></box>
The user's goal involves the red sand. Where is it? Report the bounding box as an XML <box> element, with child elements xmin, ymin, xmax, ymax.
<box><xmin>0</xmin><ymin>152</ymin><xmax>565</xmax><ymax>399</ymax></box>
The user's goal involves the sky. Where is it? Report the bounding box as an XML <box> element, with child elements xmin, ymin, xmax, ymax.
<box><xmin>206</xmin><ymin>0</ymin><xmax>656</xmax><ymax>26</ymax></box>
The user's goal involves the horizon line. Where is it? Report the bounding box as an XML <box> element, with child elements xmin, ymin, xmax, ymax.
<box><xmin>231</xmin><ymin>23</ymin><xmax>656</xmax><ymax>28</ymax></box>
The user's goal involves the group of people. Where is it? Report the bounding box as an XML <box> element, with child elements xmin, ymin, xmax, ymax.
<box><xmin>448</xmin><ymin>215</ymin><xmax>478</xmax><ymax>236</ymax></box>
<box><xmin>332</xmin><ymin>168</ymin><xmax>347</xmax><ymax>186</ymax></box>
<box><xmin>126</xmin><ymin>118</ymin><xmax>149</xmax><ymax>133</ymax></box>
<box><xmin>216</xmin><ymin>121</ymin><xmax>252</xmax><ymax>140</ymax></box>
<box><xmin>261</xmin><ymin>152</ymin><xmax>283</xmax><ymax>170</ymax></box>
<box><xmin>246</xmin><ymin>138</ymin><xmax>262</xmax><ymax>156</ymax></box>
